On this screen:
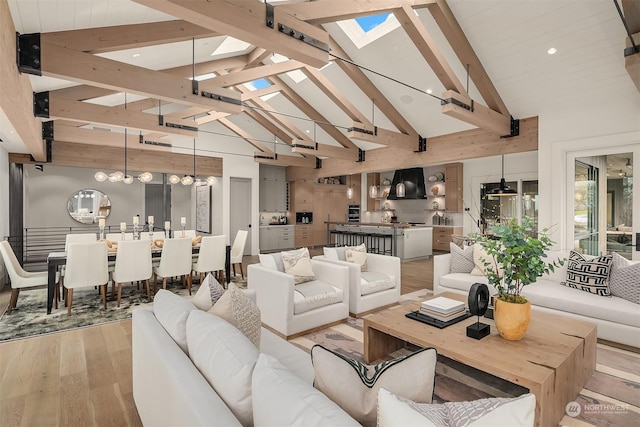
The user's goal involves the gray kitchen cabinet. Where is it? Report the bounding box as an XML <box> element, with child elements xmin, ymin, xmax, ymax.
<box><xmin>260</xmin><ymin>226</ymin><xmax>295</xmax><ymax>252</ymax></box>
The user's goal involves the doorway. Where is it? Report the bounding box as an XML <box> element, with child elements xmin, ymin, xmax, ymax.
<box><xmin>230</xmin><ymin>177</ymin><xmax>252</xmax><ymax>256</ymax></box>
<box><xmin>145</xmin><ymin>182</ymin><xmax>171</xmax><ymax>230</ymax></box>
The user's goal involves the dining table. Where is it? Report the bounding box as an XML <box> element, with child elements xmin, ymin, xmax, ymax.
<box><xmin>46</xmin><ymin>242</ymin><xmax>231</xmax><ymax>314</ymax></box>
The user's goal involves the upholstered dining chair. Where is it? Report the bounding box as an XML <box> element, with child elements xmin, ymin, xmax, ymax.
<box><xmin>152</xmin><ymin>237</ymin><xmax>193</xmax><ymax>294</ymax></box>
<box><xmin>192</xmin><ymin>235</ymin><xmax>227</xmax><ymax>285</ymax></box>
<box><xmin>111</xmin><ymin>239</ymin><xmax>153</xmax><ymax>306</ymax></box>
<box><xmin>230</xmin><ymin>230</ymin><xmax>248</xmax><ymax>279</ymax></box>
<box><xmin>63</xmin><ymin>241</ymin><xmax>109</xmax><ymax>315</ymax></box>
<box><xmin>0</xmin><ymin>241</ymin><xmax>50</xmax><ymax>314</ymax></box>
<box><xmin>60</xmin><ymin>233</ymin><xmax>98</xmax><ymax>300</ymax></box>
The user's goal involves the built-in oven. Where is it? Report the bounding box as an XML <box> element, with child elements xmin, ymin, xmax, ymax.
<box><xmin>347</xmin><ymin>204</ymin><xmax>360</xmax><ymax>222</ymax></box>
<box><xmin>296</xmin><ymin>212</ymin><xmax>313</xmax><ymax>224</ymax></box>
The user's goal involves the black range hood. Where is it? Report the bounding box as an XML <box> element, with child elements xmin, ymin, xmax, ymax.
<box><xmin>387</xmin><ymin>167</ymin><xmax>427</xmax><ymax>200</ymax></box>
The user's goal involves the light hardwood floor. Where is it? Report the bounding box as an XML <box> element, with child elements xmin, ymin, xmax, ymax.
<box><xmin>0</xmin><ymin>252</ymin><xmax>436</xmax><ymax>426</ymax></box>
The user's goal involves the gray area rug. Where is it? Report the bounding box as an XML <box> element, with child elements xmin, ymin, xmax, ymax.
<box><xmin>0</xmin><ymin>276</ymin><xmax>248</xmax><ymax>342</ymax></box>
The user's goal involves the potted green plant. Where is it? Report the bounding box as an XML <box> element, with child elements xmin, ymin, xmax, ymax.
<box><xmin>475</xmin><ymin>218</ymin><xmax>563</xmax><ymax>340</ymax></box>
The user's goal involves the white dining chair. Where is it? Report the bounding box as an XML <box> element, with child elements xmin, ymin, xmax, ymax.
<box><xmin>152</xmin><ymin>237</ymin><xmax>193</xmax><ymax>294</ymax></box>
<box><xmin>63</xmin><ymin>241</ymin><xmax>109</xmax><ymax>315</ymax></box>
<box><xmin>60</xmin><ymin>233</ymin><xmax>98</xmax><ymax>301</ymax></box>
<box><xmin>230</xmin><ymin>230</ymin><xmax>248</xmax><ymax>279</ymax></box>
<box><xmin>192</xmin><ymin>235</ymin><xmax>227</xmax><ymax>285</ymax></box>
<box><xmin>111</xmin><ymin>239</ymin><xmax>153</xmax><ymax>306</ymax></box>
<box><xmin>0</xmin><ymin>241</ymin><xmax>51</xmax><ymax>314</ymax></box>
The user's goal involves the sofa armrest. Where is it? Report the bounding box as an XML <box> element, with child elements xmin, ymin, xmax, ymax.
<box><xmin>366</xmin><ymin>253</ymin><xmax>402</xmax><ymax>288</ymax></box>
<box><xmin>247</xmin><ymin>264</ymin><xmax>295</xmax><ymax>334</ymax></box>
<box><xmin>433</xmin><ymin>254</ymin><xmax>452</xmax><ymax>295</ymax></box>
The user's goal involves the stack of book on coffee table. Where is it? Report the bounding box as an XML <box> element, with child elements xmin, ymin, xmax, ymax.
<box><xmin>419</xmin><ymin>297</ymin><xmax>467</xmax><ymax>322</ymax></box>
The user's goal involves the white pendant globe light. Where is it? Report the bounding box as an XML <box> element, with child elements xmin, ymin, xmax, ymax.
<box><xmin>138</xmin><ymin>172</ymin><xmax>153</xmax><ymax>183</ymax></box>
<box><xmin>95</xmin><ymin>171</ymin><xmax>108</xmax><ymax>182</ymax></box>
<box><xmin>181</xmin><ymin>175</ymin><xmax>194</xmax><ymax>186</ymax></box>
<box><xmin>169</xmin><ymin>174</ymin><xmax>181</xmax><ymax>184</ymax></box>
<box><xmin>123</xmin><ymin>175</ymin><xmax>134</xmax><ymax>184</ymax></box>
<box><xmin>206</xmin><ymin>176</ymin><xmax>216</xmax><ymax>186</ymax></box>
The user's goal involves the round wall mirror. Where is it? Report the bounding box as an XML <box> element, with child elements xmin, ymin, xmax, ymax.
<box><xmin>67</xmin><ymin>189</ymin><xmax>111</xmax><ymax>224</ymax></box>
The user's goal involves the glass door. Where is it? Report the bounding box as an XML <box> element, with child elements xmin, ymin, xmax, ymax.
<box><xmin>574</xmin><ymin>160</ymin><xmax>599</xmax><ymax>255</ymax></box>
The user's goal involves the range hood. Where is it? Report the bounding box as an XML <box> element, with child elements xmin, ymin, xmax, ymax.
<box><xmin>387</xmin><ymin>168</ymin><xmax>427</xmax><ymax>200</ymax></box>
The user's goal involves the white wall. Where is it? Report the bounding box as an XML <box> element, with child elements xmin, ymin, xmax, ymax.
<box><xmin>0</xmin><ymin>144</ymin><xmax>8</xmax><ymax>287</ymax></box>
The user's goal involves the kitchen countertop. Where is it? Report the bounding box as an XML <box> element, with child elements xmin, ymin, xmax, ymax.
<box><xmin>259</xmin><ymin>224</ymin><xmax>294</xmax><ymax>227</ymax></box>
<box><xmin>325</xmin><ymin>221</ymin><xmax>430</xmax><ymax>228</ymax></box>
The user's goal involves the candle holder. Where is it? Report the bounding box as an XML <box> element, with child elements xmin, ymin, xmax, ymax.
<box><xmin>182</xmin><ymin>225</ymin><xmax>185</xmax><ymax>238</ymax></box>
<box><xmin>149</xmin><ymin>222</ymin><xmax>154</xmax><ymax>240</ymax></box>
<box><xmin>165</xmin><ymin>227</ymin><xmax>171</xmax><ymax>239</ymax></box>
<box><xmin>99</xmin><ymin>226</ymin><xmax>105</xmax><ymax>241</ymax></box>
<box><xmin>133</xmin><ymin>224</ymin><xmax>140</xmax><ymax>240</ymax></box>
<box><xmin>121</xmin><ymin>230</ymin><xmax>125</xmax><ymax>241</ymax></box>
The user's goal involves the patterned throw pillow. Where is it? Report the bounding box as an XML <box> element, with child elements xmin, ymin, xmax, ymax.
<box><xmin>191</xmin><ymin>273</ymin><xmax>226</xmax><ymax>311</ymax></box>
<box><xmin>282</xmin><ymin>247</ymin><xmax>315</xmax><ymax>284</ymax></box>
<box><xmin>609</xmin><ymin>252</ymin><xmax>640</xmax><ymax>304</ymax></box>
<box><xmin>561</xmin><ymin>251</ymin><xmax>612</xmax><ymax>296</ymax></box>
<box><xmin>449</xmin><ymin>242</ymin><xmax>474</xmax><ymax>273</ymax></box>
<box><xmin>311</xmin><ymin>345</ymin><xmax>437</xmax><ymax>426</ymax></box>
<box><xmin>208</xmin><ymin>284</ymin><xmax>262</xmax><ymax>348</ymax></box>
<box><xmin>377</xmin><ymin>388</ymin><xmax>536</xmax><ymax>427</ymax></box>
<box><xmin>346</xmin><ymin>243</ymin><xmax>368</xmax><ymax>272</ymax></box>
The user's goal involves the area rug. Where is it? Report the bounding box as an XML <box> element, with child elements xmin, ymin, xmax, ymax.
<box><xmin>0</xmin><ymin>276</ymin><xmax>248</xmax><ymax>342</ymax></box>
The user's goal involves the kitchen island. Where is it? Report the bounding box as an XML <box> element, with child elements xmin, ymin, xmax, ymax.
<box><xmin>325</xmin><ymin>222</ymin><xmax>432</xmax><ymax>260</ymax></box>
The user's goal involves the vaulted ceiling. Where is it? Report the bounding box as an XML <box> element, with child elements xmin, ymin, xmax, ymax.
<box><xmin>2</xmin><ymin>0</ymin><xmax>637</xmax><ymax>170</ymax></box>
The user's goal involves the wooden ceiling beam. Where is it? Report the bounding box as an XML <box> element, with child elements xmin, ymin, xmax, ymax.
<box><xmin>302</xmin><ymin>66</ymin><xmax>371</xmax><ymax>125</ymax></box>
<box><xmin>625</xmin><ymin>32</ymin><xmax>640</xmax><ymax>92</ymax></box>
<box><xmin>246</xmin><ymin>48</ymin><xmax>271</xmax><ymax>69</ymax></box>
<box><xmin>270</xmin><ymin>75</ymin><xmax>359</xmax><ymax>151</ymax></box>
<box><xmin>42</xmin><ymin>20</ymin><xmax>216</xmax><ymax>54</ymax></box>
<box><xmin>254</xmin><ymin>152</ymin><xmax>316</xmax><ymax>168</ymax></box>
<box><xmin>427</xmin><ymin>0</ymin><xmax>510</xmax><ymax>116</ymax></box>
<box><xmin>218</xmin><ymin>117</ymin><xmax>275</xmax><ymax>155</ymax></box>
<box><xmin>291</xmin><ymin>143</ymin><xmax>359</xmax><ymax>161</ymax></box>
<box><xmin>276</xmin><ymin>0</ymin><xmax>434</xmax><ymax>25</ymax></box>
<box><xmin>394</xmin><ymin>5</ymin><xmax>466</xmax><ymax>95</ymax></box>
<box><xmin>202</xmin><ymin>60</ymin><xmax>304</xmax><ymax>89</ymax></box>
<box><xmin>195</xmin><ymin>84</ymin><xmax>283</xmax><ymax>125</ymax></box>
<box><xmin>39</xmin><ymin>41</ymin><xmax>242</xmax><ymax>114</ymax></box>
<box><xmin>248</xmin><ymin>95</ymin><xmax>314</xmax><ymax>143</ymax></box>
<box><xmin>347</xmin><ymin>123</ymin><xmax>417</xmax><ymax>148</ymax></box>
<box><xmin>53</xmin><ymin>123</ymin><xmax>172</xmax><ymax>152</ymax></box>
<box><xmin>48</xmin><ymin>96</ymin><xmax>198</xmax><ymax>137</ymax></box>
<box><xmin>244</xmin><ymin>108</ymin><xmax>295</xmax><ymax>147</ymax></box>
<box><xmin>328</xmin><ymin>38</ymin><xmax>418</xmax><ymax>139</ymax></box>
<box><xmin>440</xmin><ymin>90</ymin><xmax>510</xmax><ymax>136</ymax></box>
<box><xmin>133</xmin><ymin>0</ymin><xmax>330</xmax><ymax>68</ymax></box>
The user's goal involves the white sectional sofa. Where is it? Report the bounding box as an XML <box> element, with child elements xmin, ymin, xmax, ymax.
<box><xmin>434</xmin><ymin>250</ymin><xmax>640</xmax><ymax>348</ymax></box>
<box><xmin>132</xmin><ymin>290</ymin><xmax>359</xmax><ymax>426</ymax></box>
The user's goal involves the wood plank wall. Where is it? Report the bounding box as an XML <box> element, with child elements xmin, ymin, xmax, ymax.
<box><xmin>286</xmin><ymin>116</ymin><xmax>538</xmax><ymax>181</ymax></box>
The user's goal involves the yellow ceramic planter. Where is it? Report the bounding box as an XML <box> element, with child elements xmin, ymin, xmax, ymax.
<box><xmin>494</xmin><ymin>298</ymin><xmax>531</xmax><ymax>340</ymax></box>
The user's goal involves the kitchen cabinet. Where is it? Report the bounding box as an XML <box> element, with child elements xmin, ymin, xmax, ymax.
<box><xmin>295</xmin><ymin>225</ymin><xmax>313</xmax><ymax>248</ymax></box>
<box><xmin>291</xmin><ymin>179</ymin><xmax>314</xmax><ymax>212</ymax></box>
<box><xmin>260</xmin><ymin>226</ymin><xmax>295</xmax><ymax>252</ymax></box>
<box><xmin>432</xmin><ymin>226</ymin><xmax>463</xmax><ymax>252</ymax></box>
<box><xmin>444</xmin><ymin>163</ymin><xmax>463</xmax><ymax>212</ymax></box>
<box><xmin>260</xmin><ymin>165</ymin><xmax>288</xmax><ymax>212</ymax></box>
<box><xmin>313</xmin><ymin>185</ymin><xmax>349</xmax><ymax>247</ymax></box>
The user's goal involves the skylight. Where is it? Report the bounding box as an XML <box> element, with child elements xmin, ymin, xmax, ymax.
<box><xmin>355</xmin><ymin>13</ymin><xmax>391</xmax><ymax>32</ymax></box>
<box><xmin>211</xmin><ymin>36</ymin><xmax>251</xmax><ymax>56</ymax></box>
<box><xmin>250</xmin><ymin>78</ymin><xmax>271</xmax><ymax>90</ymax></box>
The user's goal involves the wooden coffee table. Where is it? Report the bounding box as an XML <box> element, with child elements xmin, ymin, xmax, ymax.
<box><xmin>363</xmin><ymin>292</ymin><xmax>596</xmax><ymax>427</ymax></box>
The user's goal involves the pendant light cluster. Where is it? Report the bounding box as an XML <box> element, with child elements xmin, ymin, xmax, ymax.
<box><xmin>94</xmin><ymin>94</ymin><xmax>153</xmax><ymax>185</ymax></box>
<box><xmin>168</xmin><ymin>138</ymin><xmax>217</xmax><ymax>186</ymax></box>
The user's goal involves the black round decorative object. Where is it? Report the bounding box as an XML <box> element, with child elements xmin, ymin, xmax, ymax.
<box><xmin>468</xmin><ymin>283</ymin><xmax>490</xmax><ymax>316</ymax></box>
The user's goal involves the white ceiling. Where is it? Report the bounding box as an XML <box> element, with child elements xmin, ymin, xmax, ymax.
<box><xmin>2</xmin><ymin>0</ymin><xmax>637</xmax><ymax>159</ymax></box>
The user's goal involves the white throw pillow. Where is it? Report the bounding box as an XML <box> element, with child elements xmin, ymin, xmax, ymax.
<box><xmin>252</xmin><ymin>353</ymin><xmax>360</xmax><ymax>427</ymax></box>
<box><xmin>191</xmin><ymin>273</ymin><xmax>225</xmax><ymax>311</ymax></box>
<box><xmin>209</xmin><ymin>283</ymin><xmax>262</xmax><ymax>347</ymax></box>
<box><xmin>449</xmin><ymin>242</ymin><xmax>475</xmax><ymax>274</ymax></box>
<box><xmin>377</xmin><ymin>388</ymin><xmax>536</xmax><ymax>427</ymax></box>
<box><xmin>323</xmin><ymin>247</ymin><xmax>339</xmax><ymax>260</ymax></box>
<box><xmin>346</xmin><ymin>243</ymin><xmax>368</xmax><ymax>272</ymax></box>
<box><xmin>153</xmin><ymin>289</ymin><xmax>197</xmax><ymax>354</ymax></box>
<box><xmin>282</xmin><ymin>247</ymin><xmax>316</xmax><ymax>284</ymax></box>
<box><xmin>311</xmin><ymin>345</ymin><xmax>437</xmax><ymax>426</ymax></box>
<box><xmin>186</xmin><ymin>310</ymin><xmax>259</xmax><ymax>426</ymax></box>
<box><xmin>258</xmin><ymin>253</ymin><xmax>279</xmax><ymax>271</ymax></box>
<box><xmin>471</xmin><ymin>243</ymin><xmax>503</xmax><ymax>277</ymax></box>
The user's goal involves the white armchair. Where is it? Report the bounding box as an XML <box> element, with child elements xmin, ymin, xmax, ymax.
<box><xmin>314</xmin><ymin>248</ymin><xmax>401</xmax><ymax>317</ymax></box>
<box><xmin>247</xmin><ymin>257</ymin><xmax>349</xmax><ymax>340</ymax></box>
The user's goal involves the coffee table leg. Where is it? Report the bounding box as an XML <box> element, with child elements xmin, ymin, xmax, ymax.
<box><xmin>364</xmin><ymin>320</ymin><xmax>405</xmax><ymax>364</ymax></box>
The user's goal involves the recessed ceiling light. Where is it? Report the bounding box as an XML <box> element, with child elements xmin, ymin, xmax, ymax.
<box><xmin>547</xmin><ymin>47</ymin><xmax>557</xmax><ymax>55</ymax></box>
<box><xmin>132</xmin><ymin>53</ymin><xmax>141</xmax><ymax>58</ymax></box>
<box><xmin>305</xmin><ymin>130</ymin><xmax>310</xmax><ymax>134</ymax></box>
<box><xmin>426</xmin><ymin>89</ymin><xmax>433</xmax><ymax>94</ymax></box>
